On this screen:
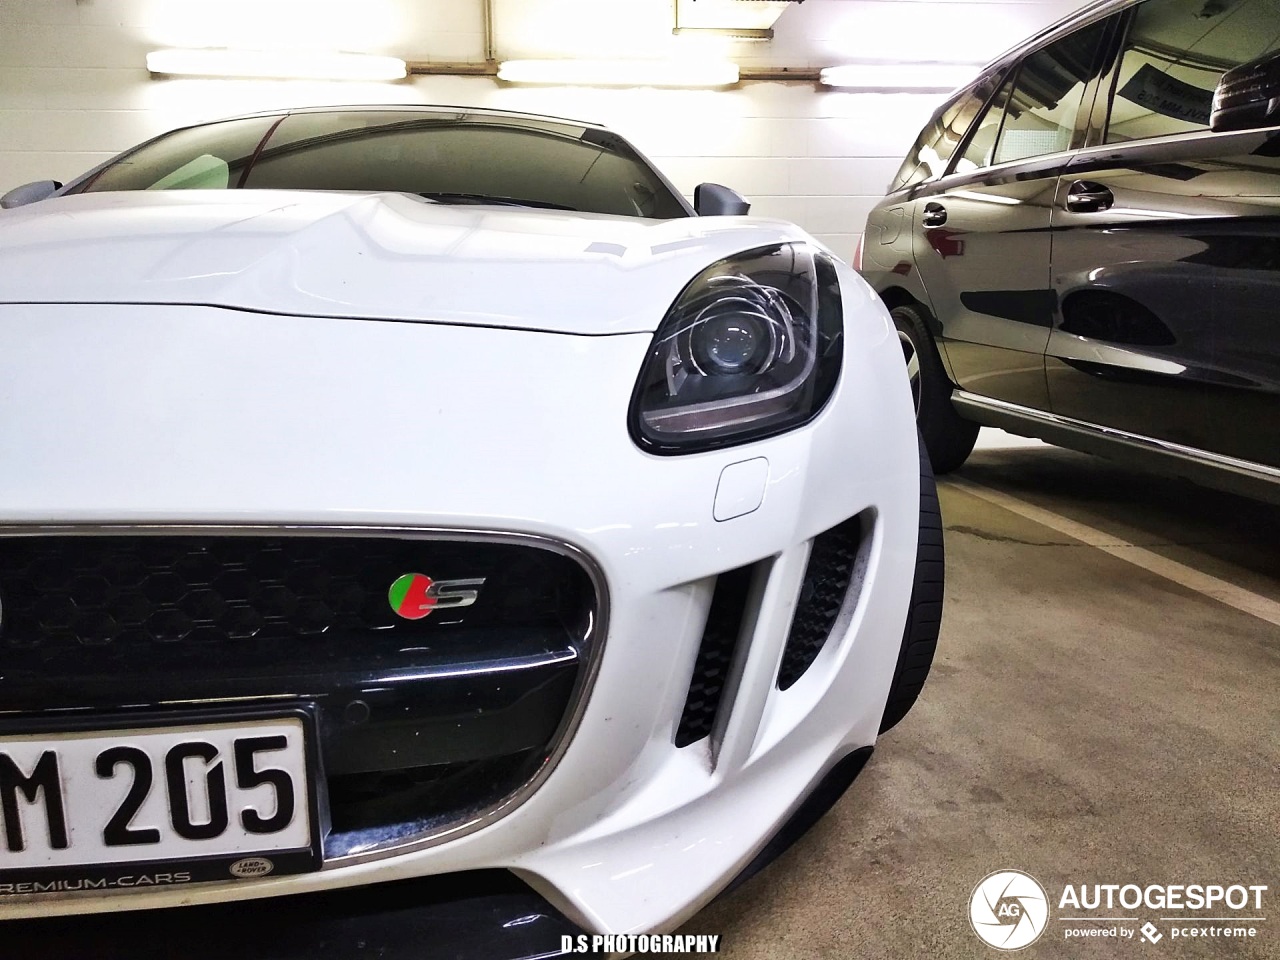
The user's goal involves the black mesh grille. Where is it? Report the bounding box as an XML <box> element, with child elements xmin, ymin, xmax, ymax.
<box><xmin>0</xmin><ymin>533</ymin><xmax>597</xmax><ymax>847</ymax></box>
<box><xmin>327</xmin><ymin>750</ymin><xmax>541</xmax><ymax>846</ymax></box>
<box><xmin>777</xmin><ymin>515</ymin><xmax>865</xmax><ymax>690</ymax></box>
<box><xmin>674</xmin><ymin>564</ymin><xmax>756</xmax><ymax>748</ymax></box>
<box><xmin>0</xmin><ymin>535</ymin><xmax>589</xmax><ymax>667</ymax></box>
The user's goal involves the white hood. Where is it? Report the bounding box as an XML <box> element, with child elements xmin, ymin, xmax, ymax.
<box><xmin>0</xmin><ymin>191</ymin><xmax>816</xmax><ymax>335</ymax></box>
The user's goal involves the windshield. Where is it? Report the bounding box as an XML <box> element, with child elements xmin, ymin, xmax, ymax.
<box><xmin>75</xmin><ymin>110</ymin><xmax>689</xmax><ymax>220</ymax></box>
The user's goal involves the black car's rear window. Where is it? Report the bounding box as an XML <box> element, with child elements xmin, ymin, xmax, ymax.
<box><xmin>77</xmin><ymin>110</ymin><xmax>688</xmax><ymax>220</ymax></box>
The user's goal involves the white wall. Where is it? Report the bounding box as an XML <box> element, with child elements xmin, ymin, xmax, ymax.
<box><xmin>0</xmin><ymin>0</ymin><xmax>1083</xmax><ymax>262</ymax></box>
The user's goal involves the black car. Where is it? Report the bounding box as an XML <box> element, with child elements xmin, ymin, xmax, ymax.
<box><xmin>859</xmin><ymin>0</ymin><xmax>1280</xmax><ymax>503</ymax></box>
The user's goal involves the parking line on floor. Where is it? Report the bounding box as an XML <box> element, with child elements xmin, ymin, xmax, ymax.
<box><xmin>946</xmin><ymin>477</ymin><xmax>1280</xmax><ymax>629</ymax></box>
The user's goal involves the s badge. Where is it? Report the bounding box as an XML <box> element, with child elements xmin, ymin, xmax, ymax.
<box><xmin>388</xmin><ymin>573</ymin><xmax>485</xmax><ymax>620</ymax></box>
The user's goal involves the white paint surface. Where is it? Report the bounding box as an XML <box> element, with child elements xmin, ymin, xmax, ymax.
<box><xmin>713</xmin><ymin>457</ymin><xmax>771</xmax><ymax>521</ymax></box>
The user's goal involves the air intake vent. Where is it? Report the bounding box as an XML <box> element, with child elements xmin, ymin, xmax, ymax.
<box><xmin>674</xmin><ymin>564</ymin><xmax>756</xmax><ymax>748</ymax></box>
<box><xmin>777</xmin><ymin>514</ymin><xmax>865</xmax><ymax>690</ymax></box>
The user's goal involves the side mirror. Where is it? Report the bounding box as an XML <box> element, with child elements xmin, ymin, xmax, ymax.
<box><xmin>1211</xmin><ymin>51</ymin><xmax>1280</xmax><ymax>133</ymax></box>
<box><xmin>1</xmin><ymin>180</ymin><xmax>62</xmax><ymax>209</ymax></box>
<box><xmin>694</xmin><ymin>182</ymin><xmax>750</xmax><ymax>216</ymax></box>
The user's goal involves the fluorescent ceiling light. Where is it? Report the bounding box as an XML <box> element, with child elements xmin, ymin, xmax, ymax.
<box><xmin>498</xmin><ymin>60</ymin><xmax>739</xmax><ymax>88</ymax></box>
<box><xmin>820</xmin><ymin>63</ymin><xmax>978</xmax><ymax>90</ymax></box>
<box><xmin>146</xmin><ymin>49</ymin><xmax>407</xmax><ymax>81</ymax></box>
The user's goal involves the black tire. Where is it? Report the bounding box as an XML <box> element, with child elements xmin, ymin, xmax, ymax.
<box><xmin>891</xmin><ymin>304</ymin><xmax>979</xmax><ymax>474</ymax></box>
<box><xmin>879</xmin><ymin>434</ymin><xmax>943</xmax><ymax>734</ymax></box>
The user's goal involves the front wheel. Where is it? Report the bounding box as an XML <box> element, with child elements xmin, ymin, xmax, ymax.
<box><xmin>891</xmin><ymin>304</ymin><xmax>978</xmax><ymax>474</ymax></box>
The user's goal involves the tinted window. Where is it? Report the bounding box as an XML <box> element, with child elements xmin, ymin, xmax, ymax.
<box><xmin>1106</xmin><ymin>0</ymin><xmax>1280</xmax><ymax>142</ymax></box>
<box><xmin>889</xmin><ymin>74</ymin><xmax>1003</xmax><ymax>190</ymax></box>
<box><xmin>242</xmin><ymin>111</ymin><xmax>687</xmax><ymax>219</ymax></box>
<box><xmin>956</xmin><ymin>73</ymin><xmax>1018</xmax><ymax>171</ymax></box>
<box><xmin>958</xmin><ymin>18</ymin><xmax>1112</xmax><ymax>170</ymax></box>
<box><xmin>78</xmin><ymin>117</ymin><xmax>277</xmax><ymax>193</ymax></box>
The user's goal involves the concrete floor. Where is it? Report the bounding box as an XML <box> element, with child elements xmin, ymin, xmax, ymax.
<box><xmin>681</xmin><ymin>431</ymin><xmax>1280</xmax><ymax>958</ymax></box>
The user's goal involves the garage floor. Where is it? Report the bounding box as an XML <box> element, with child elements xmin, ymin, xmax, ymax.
<box><xmin>682</xmin><ymin>431</ymin><xmax>1280</xmax><ymax>958</ymax></box>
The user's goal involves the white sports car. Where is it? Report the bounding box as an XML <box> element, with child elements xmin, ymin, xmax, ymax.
<box><xmin>0</xmin><ymin>106</ymin><xmax>938</xmax><ymax>956</ymax></box>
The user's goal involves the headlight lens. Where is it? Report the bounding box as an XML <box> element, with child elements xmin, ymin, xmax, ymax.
<box><xmin>629</xmin><ymin>243</ymin><xmax>843</xmax><ymax>453</ymax></box>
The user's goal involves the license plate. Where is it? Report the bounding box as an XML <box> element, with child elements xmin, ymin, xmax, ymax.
<box><xmin>0</xmin><ymin>715</ymin><xmax>320</xmax><ymax>896</ymax></box>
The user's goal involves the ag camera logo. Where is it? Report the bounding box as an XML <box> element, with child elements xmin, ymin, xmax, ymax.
<box><xmin>970</xmin><ymin>870</ymin><xmax>1050</xmax><ymax>950</ymax></box>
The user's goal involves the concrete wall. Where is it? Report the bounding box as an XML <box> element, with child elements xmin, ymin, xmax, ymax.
<box><xmin>0</xmin><ymin>0</ymin><xmax>1081</xmax><ymax>262</ymax></box>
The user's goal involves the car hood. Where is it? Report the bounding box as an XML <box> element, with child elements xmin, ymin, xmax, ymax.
<box><xmin>0</xmin><ymin>191</ymin><xmax>816</xmax><ymax>335</ymax></box>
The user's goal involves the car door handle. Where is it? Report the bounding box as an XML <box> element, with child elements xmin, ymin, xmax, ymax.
<box><xmin>922</xmin><ymin>202</ymin><xmax>948</xmax><ymax>227</ymax></box>
<box><xmin>1065</xmin><ymin>181</ymin><xmax>1113</xmax><ymax>213</ymax></box>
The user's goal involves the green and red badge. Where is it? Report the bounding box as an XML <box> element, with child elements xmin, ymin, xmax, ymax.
<box><xmin>388</xmin><ymin>573</ymin><xmax>437</xmax><ymax>620</ymax></box>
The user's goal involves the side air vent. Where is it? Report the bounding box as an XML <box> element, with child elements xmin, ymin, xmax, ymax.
<box><xmin>777</xmin><ymin>514</ymin><xmax>867</xmax><ymax>690</ymax></box>
<box><xmin>674</xmin><ymin>564</ymin><xmax>757</xmax><ymax>748</ymax></box>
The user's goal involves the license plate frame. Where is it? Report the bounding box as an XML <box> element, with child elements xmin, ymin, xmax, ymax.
<box><xmin>0</xmin><ymin>705</ymin><xmax>325</xmax><ymax>897</ymax></box>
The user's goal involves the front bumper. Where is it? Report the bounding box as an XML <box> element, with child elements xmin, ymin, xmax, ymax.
<box><xmin>0</xmin><ymin>269</ymin><xmax>917</xmax><ymax>934</ymax></box>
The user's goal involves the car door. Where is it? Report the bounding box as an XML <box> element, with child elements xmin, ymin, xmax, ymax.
<box><xmin>1046</xmin><ymin>0</ymin><xmax>1280</xmax><ymax>461</ymax></box>
<box><xmin>910</xmin><ymin>16</ymin><xmax>1117</xmax><ymax>412</ymax></box>
<box><xmin>1202</xmin><ymin>135</ymin><xmax>1280</xmax><ymax>469</ymax></box>
<box><xmin>862</xmin><ymin>72</ymin><xmax>1008</xmax><ymax>359</ymax></box>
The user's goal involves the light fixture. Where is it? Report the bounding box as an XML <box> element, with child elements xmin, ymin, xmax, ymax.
<box><xmin>497</xmin><ymin>60</ymin><xmax>740</xmax><ymax>88</ymax></box>
<box><xmin>820</xmin><ymin>63</ymin><xmax>979</xmax><ymax>91</ymax></box>
<box><xmin>146</xmin><ymin>49</ymin><xmax>408</xmax><ymax>81</ymax></box>
<box><xmin>673</xmin><ymin>0</ymin><xmax>797</xmax><ymax>38</ymax></box>
<box><xmin>673</xmin><ymin>27</ymin><xmax>774</xmax><ymax>41</ymax></box>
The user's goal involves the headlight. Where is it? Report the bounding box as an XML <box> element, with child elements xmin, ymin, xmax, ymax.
<box><xmin>629</xmin><ymin>243</ymin><xmax>843</xmax><ymax>453</ymax></box>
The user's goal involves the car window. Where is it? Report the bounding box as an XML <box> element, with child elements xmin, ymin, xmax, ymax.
<box><xmin>889</xmin><ymin>74</ymin><xmax>1003</xmax><ymax>190</ymax></box>
<box><xmin>242</xmin><ymin>111</ymin><xmax>688</xmax><ymax>219</ymax></box>
<box><xmin>955</xmin><ymin>74</ymin><xmax>1018</xmax><ymax>172</ymax></box>
<box><xmin>1106</xmin><ymin>0</ymin><xmax>1280</xmax><ymax>142</ymax></box>
<box><xmin>77</xmin><ymin>117</ymin><xmax>278</xmax><ymax>193</ymax></box>
<box><xmin>955</xmin><ymin>18</ymin><xmax>1112</xmax><ymax>171</ymax></box>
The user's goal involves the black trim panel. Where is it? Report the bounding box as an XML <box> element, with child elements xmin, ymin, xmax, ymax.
<box><xmin>0</xmin><ymin>870</ymin><xmax>601</xmax><ymax>960</ymax></box>
<box><xmin>953</xmin><ymin>391</ymin><xmax>1280</xmax><ymax>504</ymax></box>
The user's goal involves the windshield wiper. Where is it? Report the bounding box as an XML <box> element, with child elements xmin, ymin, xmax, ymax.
<box><xmin>418</xmin><ymin>192</ymin><xmax>576</xmax><ymax>211</ymax></box>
